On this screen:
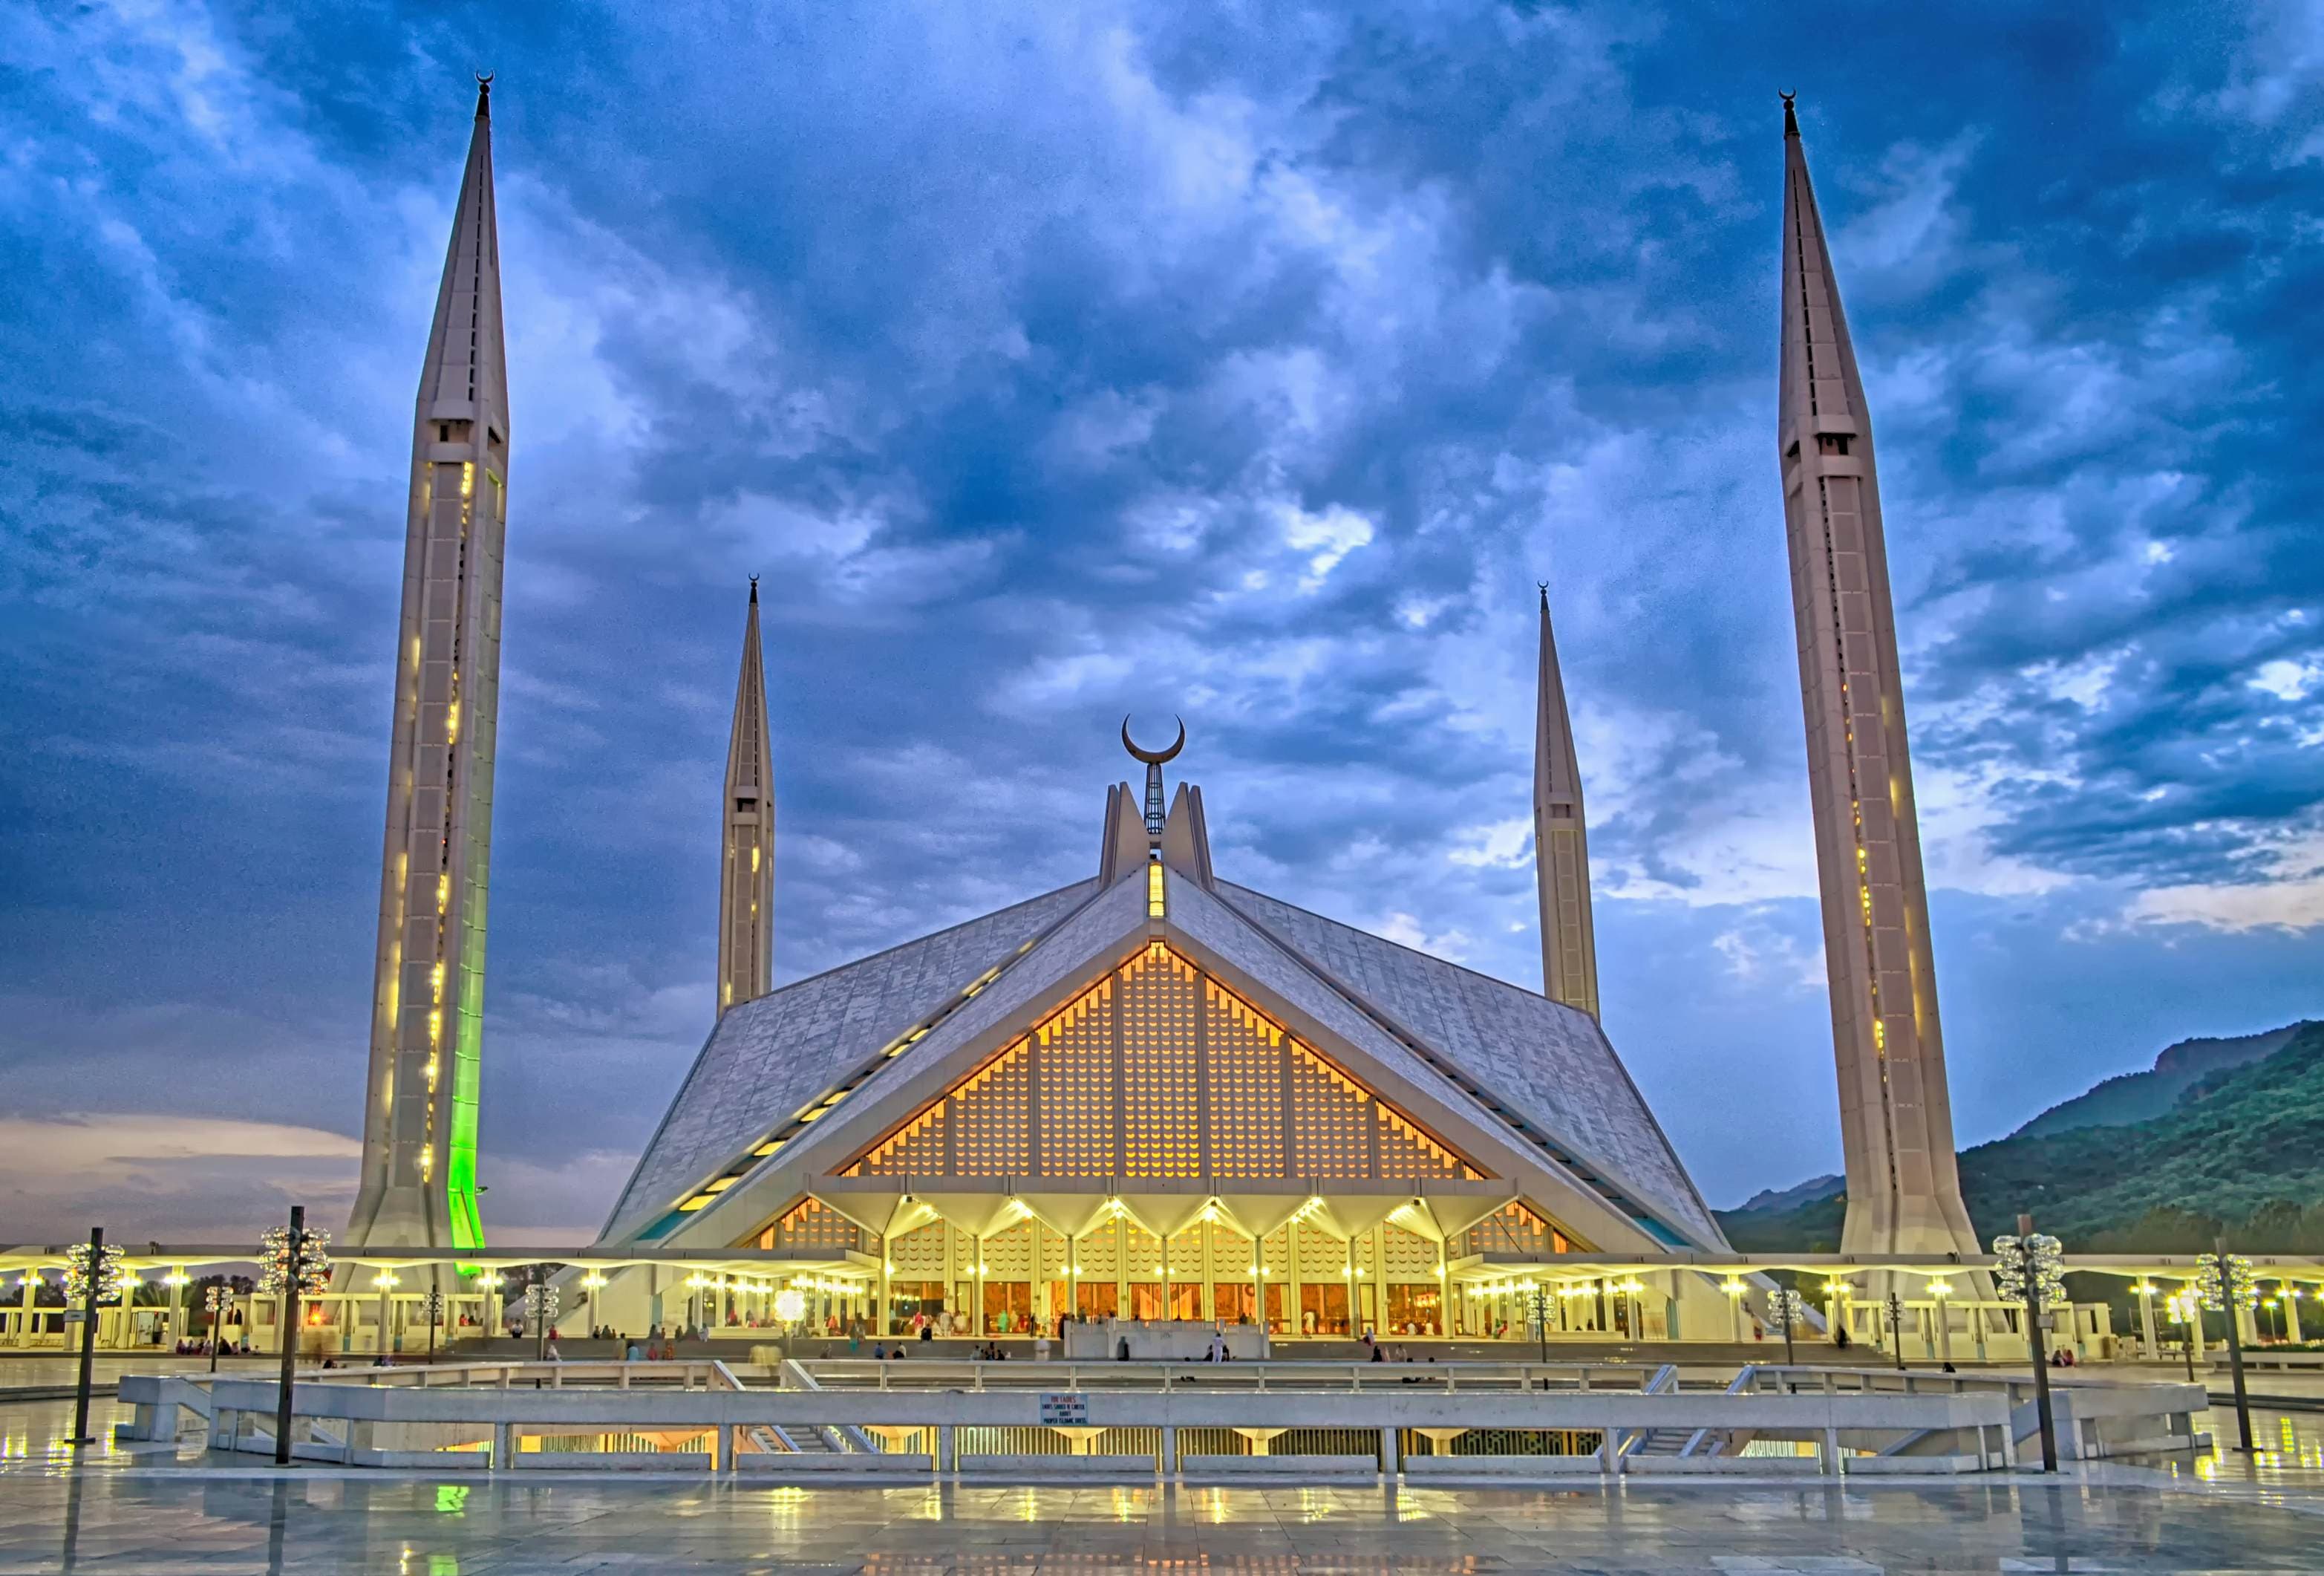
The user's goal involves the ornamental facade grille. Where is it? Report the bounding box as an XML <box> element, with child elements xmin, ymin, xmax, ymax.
<box><xmin>841</xmin><ymin>942</ymin><xmax>1483</xmax><ymax>1183</ymax></box>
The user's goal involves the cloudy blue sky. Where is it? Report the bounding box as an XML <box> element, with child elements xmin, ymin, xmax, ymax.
<box><xmin>4</xmin><ymin>1</ymin><xmax>2321</xmax><ymax>1245</ymax></box>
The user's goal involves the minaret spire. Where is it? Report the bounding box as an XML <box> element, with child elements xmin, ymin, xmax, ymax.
<box><xmin>347</xmin><ymin>84</ymin><xmax>512</xmax><ymax>1254</ymax></box>
<box><xmin>1777</xmin><ymin>99</ymin><xmax>1979</xmax><ymax>1269</ymax></box>
<box><xmin>718</xmin><ymin>578</ymin><xmax>776</xmax><ymax>1016</ymax></box>
<box><xmin>1532</xmin><ymin>583</ymin><xmax>1600</xmax><ymax>1019</ymax></box>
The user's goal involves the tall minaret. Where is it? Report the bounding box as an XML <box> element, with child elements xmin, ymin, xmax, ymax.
<box><xmin>717</xmin><ymin>579</ymin><xmax>775</xmax><ymax>1016</ymax></box>
<box><xmin>1777</xmin><ymin>95</ymin><xmax>1978</xmax><ymax>1264</ymax></box>
<box><xmin>1532</xmin><ymin>584</ymin><xmax>1600</xmax><ymax>1019</ymax></box>
<box><xmin>346</xmin><ymin>78</ymin><xmax>510</xmax><ymax>1253</ymax></box>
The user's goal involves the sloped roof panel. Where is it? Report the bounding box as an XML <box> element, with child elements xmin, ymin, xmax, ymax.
<box><xmin>1212</xmin><ymin>880</ymin><xmax>1726</xmax><ymax>1248</ymax></box>
<box><xmin>598</xmin><ymin>879</ymin><xmax>1097</xmax><ymax>1241</ymax></box>
<box><xmin>621</xmin><ymin>872</ymin><xmax>1157</xmax><ymax>1246</ymax></box>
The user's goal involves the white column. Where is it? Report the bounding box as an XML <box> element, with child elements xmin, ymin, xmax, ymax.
<box><xmin>972</xmin><ymin>1235</ymin><xmax>985</xmax><ymax>1336</ymax></box>
<box><xmin>2283</xmin><ymin>1287</ymin><xmax>2303</xmax><ymax>1345</ymax></box>
<box><xmin>1285</xmin><ymin>1220</ymin><xmax>1302</xmax><ymax>1338</ymax></box>
<box><xmin>1200</xmin><ymin>1220</ymin><xmax>1215</xmax><ymax>1324</ymax></box>
<box><xmin>2138</xmin><ymin>1286</ymin><xmax>2158</xmax><ymax>1358</ymax></box>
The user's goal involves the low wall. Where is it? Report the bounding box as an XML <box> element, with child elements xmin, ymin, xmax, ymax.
<box><xmin>350</xmin><ymin>1448</ymin><xmax>492</xmax><ymax>1470</ymax></box>
<box><xmin>1622</xmin><ymin>1455</ymin><xmax>1823</xmax><ymax>1476</ymax></box>
<box><xmin>1062</xmin><ymin>1321</ymin><xmax>1270</xmax><ymax>1361</ymax></box>
<box><xmin>1403</xmin><ymin>1453</ymin><xmax>1602</xmax><ymax>1478</ymax></box>
<box><xmin>131</xmin><ymin>1364</ymin><xmax>2167</xmax><ymax>1479</ymax></box>
<box><xmin>737</xmin><ymin>1452</ymin><xmax>930</xmax><ymax>1476</ymax></box>
<box><xmin>1181</xmin><ymin>1454</ymin><xmax>1375</xmax><ymax>1479</ymax></box>
<box><xmin>959</xmin><ymin>1453</ymin><xmax>1156</xmax><ymax>1476</ymax></box>
<box><xmin>513</xmin><ymin>1450</ymin><xmax>711</xmax><ymax>1471</ymax></box>
<box><xmin>1844</xmin><ymin>1453</ymin><xmax>1985</xmax><ymax>1476</ymax></box>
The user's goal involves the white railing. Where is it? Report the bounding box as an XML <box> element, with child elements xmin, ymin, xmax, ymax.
<box><xmin>795</xmin><ymin>1357</ymin><xmax>1675</xmax><ymax>1394</ymax></box>
<box><xmin>123</xmin><ymin>1367</ymin><xmax>2026</xmax><ymax>1478</ymax></box>
<box><xmin>301</xmin><ymin>1358</ymin><xmax>760</xmax><ymax>1392</ymax></box>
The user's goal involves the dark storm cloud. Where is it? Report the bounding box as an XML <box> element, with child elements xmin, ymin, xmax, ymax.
<box><xmin>2</xmin><ymin>0</ymin><xmax>2320</xmax><ymax>1237</ymax></box>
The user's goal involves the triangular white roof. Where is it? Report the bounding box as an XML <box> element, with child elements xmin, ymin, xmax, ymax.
<box><xmin>600</xmin><ymin>879</ymin><xmax>1098</xmax><ymax>1243</ymax></box>
<box><xmin>595</xmin><ymin>867</ymin><xmax>1725</xmax><ymax>1253</ymax></box>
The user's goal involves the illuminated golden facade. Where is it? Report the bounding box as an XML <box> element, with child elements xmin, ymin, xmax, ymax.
<box><xmin>843</xmin><ymin>944</ymin><xmax>1479</xmax><ymax>1184</ymax></box>
<box><xmin>587</xmin><ymin>726</ymin><xmax>1733</xmax><ymax>1343</ymax></box>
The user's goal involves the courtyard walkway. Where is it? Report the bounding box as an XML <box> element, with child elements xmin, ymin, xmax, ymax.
<box><xmin>4</xmin><ymin>1382</ymin><xmax>2324</xmax><ymax>1572</ymax></box>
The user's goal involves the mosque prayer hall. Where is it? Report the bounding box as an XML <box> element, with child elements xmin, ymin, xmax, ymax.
<box><xmin>583</xmin><ymin>706</ymin><xmax>1729</xmax><ymax>1345</ymax></box>
<box><xmin>216</xmin><ymin>82</ymin><xmax>2052</xmax><ymax>1361</ymax></box>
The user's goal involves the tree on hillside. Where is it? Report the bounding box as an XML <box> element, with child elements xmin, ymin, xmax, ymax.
<box><xmin>2242</xmin><ymin>1199</ymin><xmax>2306</xmax><ymax>1251</ymax></box>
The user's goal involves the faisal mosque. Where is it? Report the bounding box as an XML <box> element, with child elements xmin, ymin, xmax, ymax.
<box><xmin>319</xmin><ymin>81</ymin><xmax>1990</xmax><ymax>1350</ymax></box>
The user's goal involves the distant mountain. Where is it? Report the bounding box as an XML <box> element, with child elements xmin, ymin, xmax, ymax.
<box><xmin>1730</xmin><ymin>1173</ymin><xmax>1842</xmax><ymax>1214</ymax></box>
<box><xmin>1720</xmin><ymin>1020</ymin><xmax>2324</xmax><ymax>1253</ymax></box>
<box><xmin>2012</xmin><ymin>1021</ymin><xmax>2317</xmax><ymax>1139</ymax></box>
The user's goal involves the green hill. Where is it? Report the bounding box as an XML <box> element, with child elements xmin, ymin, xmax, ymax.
<box><xmin>1721</xmin><ymin>1020</ymin><xmax>2324</xmax><ymax>1254</ymax></box>
<box><xmin>2012</xmin><ymin>1021</ymin><xmax>2315</xmax><ymax>1139</ymax></box>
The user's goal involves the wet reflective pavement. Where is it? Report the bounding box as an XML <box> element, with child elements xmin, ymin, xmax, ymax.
<box><xmin>4</xmin><ymin>1396</ymin><xmax>2324</xmax><ymax>1572</ymax></box>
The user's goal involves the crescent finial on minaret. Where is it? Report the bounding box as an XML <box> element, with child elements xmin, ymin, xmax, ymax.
<box><xmin>475</xmin><ymin>72</ymin><xmax>494</xmax><ymax>117</ymax></box>
<box><xmin>1121</xmin><ymin>714</ymin><xmax>1186</xmax><ymax>765</ymax></box>
<box><xmin>1780</xmin><ymin>89</ymin><xmax>1799</xmax><ymax>139</ymax></box>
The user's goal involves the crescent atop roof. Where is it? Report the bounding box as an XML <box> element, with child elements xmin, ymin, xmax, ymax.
<box><xmin>1121</xmin><ymin>714</ymin><xmax>1186</xmax><ymax>765</ymax></box>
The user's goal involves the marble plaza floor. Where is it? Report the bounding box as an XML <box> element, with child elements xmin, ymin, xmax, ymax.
<box><xmin>6</xmin><ymin>1392</ymin><xmax>2324</xmax><ymax>1572</ymax></box>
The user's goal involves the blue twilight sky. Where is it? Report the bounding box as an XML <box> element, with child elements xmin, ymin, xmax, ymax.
<box><xmin>4</xmin><ymin>2</ymin><xmax>2322</xmax><ymax>1245</ymax></box>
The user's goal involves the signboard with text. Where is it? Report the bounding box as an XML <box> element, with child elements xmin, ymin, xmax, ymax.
<box><xmin>1038</xmin><ymin>1392</ymin><xmax>1089</xmax><ymax>1425</ymax></box>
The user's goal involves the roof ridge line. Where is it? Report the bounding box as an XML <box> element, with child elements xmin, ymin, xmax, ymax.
<box><xmin>1213</xmin><ymin>879</ymin><xmax>1568</xmax><ymax>1006</ymax></box>
<box><xmin>745</xmin><ymin>878</ymin><xmax>1101</xmax><ymax>1003</ymax></box>
<box><xmin>595</xmin><ymin>879</ymin><xmax>1129</xmax><ymax>1246</ymax></box>
<box><xmin>1207</xmin><ymin>878</ymin><xmax>1723</xmax><ymax>1250</ymax></box>
<box><xmin>593</xmin><ymin>877</ymin><xmax>1108</xmax><ymax>1243</ymax></box>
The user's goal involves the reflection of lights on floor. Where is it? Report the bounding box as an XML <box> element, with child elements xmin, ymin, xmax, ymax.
<box><xmin>2165</xmin><ymin>1407</ymin><xmax>2324</xmax><ymax>1483</ymax></box>
<box><xmin>761</xmin><ymin>1483</ymin><xmax>808</xmax><ymax>1532</ymax></box>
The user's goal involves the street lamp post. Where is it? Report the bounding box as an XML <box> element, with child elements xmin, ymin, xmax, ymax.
<box><xmin>2197</xmin><ymin>1243</ymin><xmax>2257</xmax><ymax>1453</ymax></box>
<box><xmin>1884</xmin><ymin>1292</ymin><xmax>1907</xmax><ymax>1372</ymax></box>
<box><xmin>259</xmin><ymin>1207</ymin><xmax>331</xmax><ymax>1466</ymax></box>
<box><xmin>1994</xmin><ymin>1215</ymin><xmax>2066</xmax><ymax>1474</ymax></box>
<box><xmin>524</xmin><ymin>1283</ymin><xmax>559</xmax><ymax>1363</ymax></box>
<box><xmin>204</xmin><ymin>1286</ymin><xmax>232</xmax><ymax>1373</ymax></box>
<box><xmin>65</xmin><ymin>1228</ymin><xmax>124</xmax><ymax>1446</ymax></box>
<box><xmin>1769</xmin><ymin>1287</ymin><xmax>1805</xmax><ymax>1373</ymax></box>
<box><xmin>421</xmin><ymin>1289</ymin><xmax>445</xmax><ymax>1362</ymax></box>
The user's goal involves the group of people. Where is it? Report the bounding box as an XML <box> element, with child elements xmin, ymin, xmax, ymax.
<box><xmin>172</xmin><ymin>1337</ymin><xmax>247</xmax><ymax>1355</ymax></box>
